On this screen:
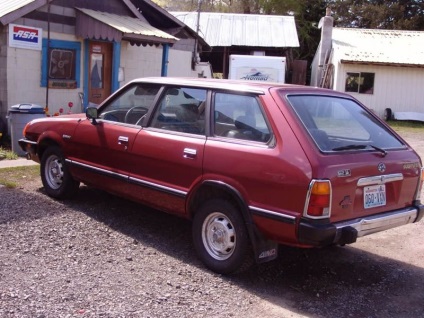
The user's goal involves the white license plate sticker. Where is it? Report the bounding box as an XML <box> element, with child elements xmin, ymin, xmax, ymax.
<box><xmin>364</xmin><ymin>185</ymin><xmax>386</xmax><ymax>209</ymax></box>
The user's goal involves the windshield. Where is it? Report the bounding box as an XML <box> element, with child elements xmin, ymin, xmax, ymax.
<box><xmin>286</xmin><ymin>94</ymin><xmax>405</xmax><ymax>152</ymax></box>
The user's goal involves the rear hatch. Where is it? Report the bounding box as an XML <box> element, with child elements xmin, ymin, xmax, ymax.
<box><xmin>275</xmin><ymin>91</ymin><xmax>422</xmax><ymax>223</ymax></box>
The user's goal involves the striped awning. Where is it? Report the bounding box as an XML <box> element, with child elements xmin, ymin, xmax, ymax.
<box><xmin>76</xmin><ymin>8</ymin><xmax>178</xmax><ymax>45</ymax></box>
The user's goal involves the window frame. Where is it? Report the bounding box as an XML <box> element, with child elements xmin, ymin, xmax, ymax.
<box><xmin>149</xmin><ymin>86</ymin><xmax>207</xmax><ymax>135</ymax></box>
<box><xmin>345</xmin><ymin>72</ymin><xmax>375</xmax><ymax>95</ymax></box>
<box><xmin>41</xmin><ymin>39</ymin><xmax>81</xmax><ymax>88</ymax></box>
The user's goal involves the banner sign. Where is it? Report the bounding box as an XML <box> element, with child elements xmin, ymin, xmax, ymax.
<box><xmin>9</xmin><ymin>24</ymin><xmax>42</xmax><ymax>50</ymax></box>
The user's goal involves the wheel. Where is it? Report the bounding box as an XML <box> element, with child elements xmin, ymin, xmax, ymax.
<box><xmin>124</xmin><ymin>106</ymin><xmax>149</xmax><ymax>124</ymax></box>
<box><xmin>40</xmin><ymin>146</ymin><xmax>79</xmax><ymax>199</ymax></box>
<box><xmin>192</xmin><ymin>199</ymin><xmax>252</xmax><ymax>274</ymax></box>
<box><xmin>383</xmin><ymin>108</ymin><xmax>392</xmax><ymax>121</ymax></box>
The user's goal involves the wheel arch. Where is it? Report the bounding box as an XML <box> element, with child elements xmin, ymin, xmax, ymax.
<box><xmin>37</xmin><ymin>134</ymin><xmax>64</xmax><ymax>161</ymax></box>
<box><xmin>188</xmin><ymin>180</ymin><xmax>252</xmax><ymax>223</ymax></box>
<box><xmin>187</xmin><ymin>180</ymin><xmax>259</xmax><ymax>247</ymax></box>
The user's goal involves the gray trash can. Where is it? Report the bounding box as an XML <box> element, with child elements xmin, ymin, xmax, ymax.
<box><xmin>8</xmin><ymin>104</ymin><xmax>45</xmax><ymax>156</ymax></box>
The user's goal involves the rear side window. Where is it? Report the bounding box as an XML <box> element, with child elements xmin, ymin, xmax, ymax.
<box><xmin>286</xmin><ymin>95</ymin><xmax>404</xmax><ymax>152</ymax></box>
<box><xmin>213</xmin><ymin>93</ymin><xmax>271</xmax><ymax>143</ymax></box>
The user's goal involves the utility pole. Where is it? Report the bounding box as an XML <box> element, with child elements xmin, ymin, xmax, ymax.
<box><xmin>193</xmin><ymin>0</ymin><xmax>202</xmax><ymax>67</ymax></box>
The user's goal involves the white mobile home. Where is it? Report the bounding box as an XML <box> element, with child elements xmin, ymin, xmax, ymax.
<box><xmin>311</xmin><ymin>9</ymin><xmax>424</xmax><ymax>120</ymax></box>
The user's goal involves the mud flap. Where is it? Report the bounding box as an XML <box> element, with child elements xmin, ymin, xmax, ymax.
<box><xmin>251</xmin><ymin>231</ymin><xmax>278</xmax><ymax>263</ymax></box>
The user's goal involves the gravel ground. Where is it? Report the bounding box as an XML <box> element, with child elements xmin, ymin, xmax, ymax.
<box><xmin>1</xmin><ymin>130</ymin><xmax>424</xmax><ymax>318</ymax></box>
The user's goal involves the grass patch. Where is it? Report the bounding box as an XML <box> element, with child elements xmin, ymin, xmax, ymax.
<box><xmin>0</xmin><ymin>147</ymin><xmax>19</xmax><ymax>160</ymax></box>
<box><xmin>0</xmin><ymin>165</ymin><xmax>39</xmax><ymax>188</ymax></box>
<box><xmin>387</xmin><ymin>120</ymin><xmax>424</xmax><ymax>133</ymax></box>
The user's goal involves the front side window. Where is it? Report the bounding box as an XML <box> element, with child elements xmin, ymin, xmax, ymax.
<box><xmin>150</xmin><ymin>87</ymin><xmax>207</xmax><ymax>135</ymax></box>
<box><xmin>213</xmin><ymin>93</ymin><xmax>271</xmax><ymax>143</ymax></box>
<box><xmin>99</xmin><ymin>83</ymin><xmax>161</xmax><ymax>125</ymax></box>
<box><xmin>286</xmin><ymin>94</ymin><xmax>404</xmax><ymax>152</ymax></box>
<box><xmin>345</xmin><ymin>72</ymin><xmax>375</xmax><ymax>94</ymax></box>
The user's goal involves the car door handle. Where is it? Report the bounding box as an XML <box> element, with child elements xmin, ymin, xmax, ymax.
<box><xmin>118</xmin><ymin>136</ymin><xmax>129</xmax><ymax>145</ymax></box>
<box><xmin>183</xmin><ymin>148</ymin><xmax>197</xmax><ymax>159</ymax></box>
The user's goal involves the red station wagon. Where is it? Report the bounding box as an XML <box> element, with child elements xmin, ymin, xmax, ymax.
<box><xmin>19</xmin><ymin>77</ymin><xmax>424</xmax><ymax>274</ymax></box>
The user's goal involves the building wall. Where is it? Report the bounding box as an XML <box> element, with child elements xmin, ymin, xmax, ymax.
<box><xmin>1</xmin><ymin>2</ymin><xmax>200</xmax><ymax>125</ymax></box>
<box><xmin>334</xmin><ymin>63</ymin><xmax>424</xmax><ymax>118</ymax></box>
<box><xmin>120</xmin><ymin>42</ymin><xmax>198</xmax><ymax>83</ymax></box>
<box><xmin>0</xmin><ymin>26</ymin><xmax>8</xmax><ymax>122</ymax></box>
<box><xmin>120</xmin><ymin>42</ymin><xmax>162</xmax><ymax>84</ymax></box>
<box><xmin>168</xmin><ymin>49</ymin><xmax>195</xmax><ymax>77</ymax></box>
<box><xmin>6</xmin><ymin>31</ymin><xmax>85</xmax><ymax>114</ymax></box>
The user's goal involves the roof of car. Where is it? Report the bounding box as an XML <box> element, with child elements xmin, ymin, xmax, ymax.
<box><xmin>131</xmin><ymin>77</ymin><xmax>332</xmax><ymax>95</ymax></box>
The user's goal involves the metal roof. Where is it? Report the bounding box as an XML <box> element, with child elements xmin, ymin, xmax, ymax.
<box><xmin>332</xmin><ymin>28</ymin><xmax>424</xmax><ymax>66</ymax></box>
<box><xmin>171</xmin><ymin>12</ymin><xmax>299</xmax><ymax>48</ymax></box>
<box><xmin>0</xmin><ymin>0</ymin><xmax>34</xmax><ymax>18</ymax></box>
<box><xmin>76</xmin><ymin>8</ymin><xmax>178</xmax><ymax>42</ymax></box>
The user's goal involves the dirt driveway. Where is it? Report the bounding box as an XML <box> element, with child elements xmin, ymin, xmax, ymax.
<box><xmin>1</xmin><ymin>129</ymin><xmax>424</xmax><ymax>318</ymax></box>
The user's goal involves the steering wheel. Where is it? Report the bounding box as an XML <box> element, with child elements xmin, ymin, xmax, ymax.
<box><xmin>124</xmin><ymin>106</ymin><xmax>149</xmax><ymax>124</ymax></box>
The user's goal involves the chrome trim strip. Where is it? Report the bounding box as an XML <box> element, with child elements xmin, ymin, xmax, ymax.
<box><xmin>129</xmin><ymin>176</ymin><xmax>187</xmax><ymax>197</ymax></box>
<box><xmin>66</xmin><ymin>159</ymin><xmax>187</xmax><ymax>198</ymax></box>
<box><xmin>66</xmin><ymin>159</ymin><xmax>128</xmax><ymax>180</ymax></box>
<box><xmin>249</xmin><ymin>206</ymin><xmax>296</xmax><ymax>224</ymax></box>
<box><xmin>335</xmin><ymin>207</ymin><xmax>417</xmax><ymax>239</ymax></box>
<box><xmin>357</xmin><ymin>173</ymin><xmax>403</xmax><ymax>186</ymax></box>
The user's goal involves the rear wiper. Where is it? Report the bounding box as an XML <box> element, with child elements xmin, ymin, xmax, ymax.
<box><xmin>369</xmin><ymin>145</ymin><xmax>387</xmax><ymax>157</ymax></box>
<box><xmin>332</xmin><ymin>144</ymin><xmax>387</xmax><ymax>157</ymax></box>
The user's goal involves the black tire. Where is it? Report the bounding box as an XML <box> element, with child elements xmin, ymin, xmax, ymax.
<box><xmin>192</xmin><ymin>199</ymin><xmax>252</xmax><ymax>274</ymax></box>
<box><xmin>383</xmin><ymin>108</ymin><xmax>392</xmax><ymax>121</ymax></box>
<box><xmin>40</xmin><ymin>146</ymin><xmax>79</xmax><ymax>199</ymax></box>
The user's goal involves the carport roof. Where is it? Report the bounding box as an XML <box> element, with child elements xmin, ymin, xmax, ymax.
<box><xmin>171</xmin><ymin>11</ymin><xmax>299</xmax><ymax>48</ymax></box>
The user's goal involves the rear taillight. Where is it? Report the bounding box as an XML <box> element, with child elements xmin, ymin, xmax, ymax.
<box><xmin>415</xmin><ymin>167</ymin><xmax>424</xmax><ymax>201</ymax></box>
<box><xmin>304</xmin><ymin>180</ymin><xmax>332</xmax><ymax>219</ymax></box>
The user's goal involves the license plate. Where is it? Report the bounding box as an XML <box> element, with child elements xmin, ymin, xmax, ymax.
<box><xmin>364</xmin><ymin>185</ymin><xmax>386</xmax><ymax>209</ymax></box>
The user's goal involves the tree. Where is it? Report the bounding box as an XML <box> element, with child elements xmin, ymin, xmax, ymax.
<box><xmin>328</xmin><ymin>0</ymin><xmax>424</xmax><ymax>30</ymax></box>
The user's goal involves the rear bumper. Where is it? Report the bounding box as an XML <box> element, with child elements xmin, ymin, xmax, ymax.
<box><xmin>298</xmin><ymin>203</ymin><xmax>424</xmax><ymax>246</ymax></box>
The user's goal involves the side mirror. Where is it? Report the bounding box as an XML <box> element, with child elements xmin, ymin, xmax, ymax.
<box><xmin>86</xmin><ymin>107</ymin><xmax>98</xmax><ymax>124</ymax></box>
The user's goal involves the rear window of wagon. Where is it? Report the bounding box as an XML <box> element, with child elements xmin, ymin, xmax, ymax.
<box><xmin>284</xmin><ymin>94</ymin><xmax>405</xmax><ymax>152</ymax></box>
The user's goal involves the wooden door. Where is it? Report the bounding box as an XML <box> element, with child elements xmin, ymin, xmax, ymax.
<box><xmin>88</xmin><ymin>42</ymin><xmax>112</xmax><ymax>105</ymax></box>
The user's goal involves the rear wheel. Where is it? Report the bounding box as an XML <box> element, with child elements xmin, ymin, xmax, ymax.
<box><xmin>192</xmin><ymin>199</ymin><xmax>252</xmax><ymax>274</ymax></box>
<box><xmin>40</xmin><ymin>146</ymin><xmax>79</xmax><ymax>199</ymax></box>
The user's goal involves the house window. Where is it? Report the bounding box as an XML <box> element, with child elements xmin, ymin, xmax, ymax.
<box><xmin>345</xmin><ymin>72</ymin><xmax>375</xmax><ymax>94</ymax></box>
<box><xmin>41</xmin><ymin>39</ymin><xmax>81</xmax><ymax>89</ymax></box>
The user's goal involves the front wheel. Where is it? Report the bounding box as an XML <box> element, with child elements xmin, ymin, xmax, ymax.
<box><xmin>40</xmin><ymin>146</ymin><xmax>79</xmax><ymax>199</ymax></box>
<box><xmin>192</xmin><ymin>199</ymin><xmax>252</xmax><ymax>274</ymax></box>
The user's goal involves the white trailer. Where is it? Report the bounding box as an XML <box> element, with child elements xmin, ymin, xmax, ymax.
<box><xmin>228</xmin><ymin>55</ymin><xmax>286</xmax><ymax>83</ymax></box>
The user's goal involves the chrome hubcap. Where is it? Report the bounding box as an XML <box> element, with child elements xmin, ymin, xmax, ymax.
<box><xmin>45</xmin><ymin>155</ymin><xmax>64</xmax><ymax>189</ymax></box>
<box><xmin>202</xmin><ymin>212</ymin><xmax>236</xmax><ymax>260</ymax></box>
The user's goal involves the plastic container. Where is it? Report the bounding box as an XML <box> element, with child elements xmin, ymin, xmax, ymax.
<box><xmin>8</xmin><ymin>104</ymin><xmax>44</xmax><ymax>156</ymax></box>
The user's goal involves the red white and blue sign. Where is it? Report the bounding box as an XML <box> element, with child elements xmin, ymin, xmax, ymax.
<box><xmin>9</xmin><ymin>24</ymin><xmax>42</xmax><ymax>50</ymax></box>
